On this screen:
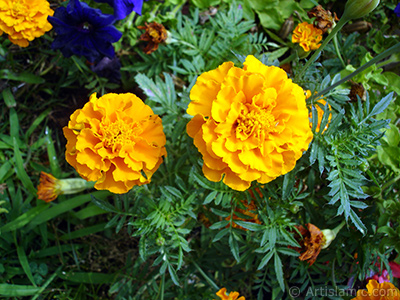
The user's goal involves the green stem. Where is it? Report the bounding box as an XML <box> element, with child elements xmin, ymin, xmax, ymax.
<box><xmin>295</xmin><ymin>16</ymin><xmax>350</xmax><ymax>81</ymax></box>
<box><xmin>192</xmin><ymin>261</ymin><xmax>220</xmax><ymax>291</ymax></box>
<box><xmin>161</xmin><ymin>273</ymin><xmax>165</xmax><ymax>300</ymax></box>
<box><xmin>312</xmin><ymin>42</ymin><xmax>400</xmax><ymax>101</ymax></box>
<box><xmin>379</xmin><ymin>173</ymin><xmax>400</xmax><ymax>198</ymax></box>
<box><xmin>280</xmin><ymin>53</ymin><xmax>297</xmax><ymax>66</ymax></box>
<box><xmin>332</xmin><ymin>221</ymin><xmax>346</xmax><ymax>236</ymax></box>
<box><xmin>333</xmin><ymin>34</ymin><xmax>346</xmax><ymax>68</ymax></box>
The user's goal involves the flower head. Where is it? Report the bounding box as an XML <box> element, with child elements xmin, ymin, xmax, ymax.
<box><xmin>292</xmin><ymin>22</ymin><xmax>323</xmax><ymax>52</ymax></box>
<box><xmin>290</xmin><ymin>223</ymin><xmax>325</xmax><ymax>266</ymax></box>
<box><xmin>395</xmin><ymin>3</ymin><xmax>400</xmax><ymax>17</ymax></box>
<box><xmin>307</xmin><ymin>5</ymin><xmax>339</xmax><ymax>33</ymax></box>
<box><xmin>63</xmin><ymin>92</ymin><xmax>167</xmax><ymax>194</ymax></box>
<box><xmin>186</xmin><ymin>55</ymin><xmax>313</xmax><ymax>191</ymax></box>
<box><xmin>352</xmin><ymin>280</ymin><xmax>400</xmax><ymax>300</ymax></box>
<box><xmin>215</xmin><ymin>288</ymin><xmax>245</xmax><ymax>300</ymax></box>
<box><xmin>92</xmin><ymin>0</ymin><xmax>144</xmax><ymax>20</ymax></box>
<box><xmin>37</xmin><ymin>171</ymin><xmax>93</xmax><ymax>202</ymax></box>
<box><xmin>138</xmin><ymin>22</ymin><xmax>168</xmax><ymax>54</ymax></box>
<box><xmin>48</xmin><ymin>0</ymin><xmax>122</xmax><ymax>63</ymax></box>
<box><xmin>0</xmin><ymin>0</ymin><xmax>54</xmax><ymax>47</ymax></box>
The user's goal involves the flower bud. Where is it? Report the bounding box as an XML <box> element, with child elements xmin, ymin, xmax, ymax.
<box><xmin>321</xmin><ymin>229</ymin><xmax>336</xmax><ymax>249</ymax></box>
<box><xmin>37</xmin><ymin>172</ymin><xmax>94</xmax><ymax>202</ymax></box>
<box><xmin>343</xmin><ymin>0</ymin><xmax>380</xmax><ymax>21</ymax></box>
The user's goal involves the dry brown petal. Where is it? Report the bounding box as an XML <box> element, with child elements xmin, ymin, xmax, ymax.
<box><xmin>138</xmin><ymin>22</ymin><xmax>168</xmax><ymax>54</ymax></box>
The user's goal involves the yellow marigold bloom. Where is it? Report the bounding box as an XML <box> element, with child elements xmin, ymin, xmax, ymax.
<box><xmin>0</xmin><ymin>0</ymin><xmax>54</xmax><ymax>47</ymax></box>
<box><xmin>186</xmin><ymin>55</ymin><xmax>313</xmax><ymax>191</ymax></box>
<box><xmin>63</xmin><ymin>93</ymin><xmax>167</xmax><ymax>194</ymax></box>
<box><xmin>305</xmin><ymin>90</ymin><xmax>331</xmax><ymax>133</ymax></box>
<box><xmin>292</xmin><ymin>22</ymin><xmax>323</xmax><ymax>52</ymax></box>
<box><xmin>37</xmin><ymin>172</ymin><xmax>93</xmax><ymax>202</ymax></box>
<box><xmin>352</xmin><ymin>279</ymin><xmax>400</xmax><ymax>300</ymax></box>
<box><xmin>215</xmin><ymin>287</ymin><xmax>245</xmax><ymax>300</ymax></box>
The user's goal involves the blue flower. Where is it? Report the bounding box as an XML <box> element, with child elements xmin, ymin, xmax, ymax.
<box><xmin>48</xmin><ymin>0</ymin><xmax>122</xmax><ymax>63</ymax></box>
<box><xmin>92</xmin><ymin>0</ymin><xmax>144</xmax><ymax>20</ymax></box>
<box><xmin>395</xmin><ymin>3</ymin><xmax>400</xmax><ymax>17</ymax></box>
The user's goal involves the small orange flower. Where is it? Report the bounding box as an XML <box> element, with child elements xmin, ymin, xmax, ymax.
<box><xmin>138</xmin><ymin>22</ymin><xmax>168</xmax><ymax>54</ymax></box>
<box><xmin>63</xmin><ymin>93</ymin><xmax>167</xmax><ymax>194</ymax></box>
<box><xmin>290</xmin><ymin>223</ymin><xmax>325</xmax><ymax>266</ymax></box>
<box><xmin>215</xmin><ymin>287</ymin><xmax>245</xmax><ymax>300</ymax></box>
<box><xmin>0</xmin><ymin>0</ymin><xmax>54</xmax><ymax>47</ymax></box>
<box><xmin>352</xmin><ymin>280</ymin><xmax>400</xmax><ymax>300</ymax></box>
<box><xmin>308</xmin><ymin>5</ymin><xmax>339</xmax><ymax>33</ymax></box>
<box><xmin>37</xmin><ymin>172</ymin><xmax>92</xmax><ymax>202</ymax></box>
<box><xmin>292</xmin><ymin>22</ymin><xmax>323</xmax><ymax>52</ymax></box>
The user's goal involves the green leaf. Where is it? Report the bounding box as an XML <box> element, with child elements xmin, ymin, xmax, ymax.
<box><xmin>0</xmin><ymin>284</ymin><xmax>41</xmax><ymax>296</ymax></box>
<box><xmin>58</xmin><ymin>272</ymin><xmax>116</xmax><ymax>284</ymax></box>
<box><xmin>204</xmin><ymin>190</ymin><xmax>218</xmax><ymax>205</ymax></box>
<box><xmin>13</xmin><ymin>137</ymin><xmax>36</xmax><ymax>195</ymax></box>
<box><xmin>229</xmin><ymin>233</ymin><xmax>240</xmax><ymax>262</ymax></box>
<box><xmin>168</xmin><ymin>264</ymin><xmax>180</xmax><ymax>286</ymax></box>
<box><xmin>0</xmin><ymin>69</ymin><xmax>45</xmax><ymax>84</ymax></box>
<box><xmin>16</xmin><ymin>244</ymin><xmax>36</xmax><ymax>286</ymax></box>
<box><xmin>257</xmin><ymin>250</ymin><xmax>274</xmax><ymax>270</ymax></box>
<box><xmin>209</xmin><ymin>220</ymin><xmax>229</xmax><ymax>230</ymax></box>
<box><xmin>274</xmin><ymin>252</ymin><xmax>285</xmax><ymax>291</ymax></box>
<box><xmin>212</xmin><ymin>228</ymin><xmax>229</xmax><ymax>242</ymax></box>
<box><xmin>2</xmin><ymin>88</ymin><xmax>16</xmax><ymax>108</ymax></box>
<box><xmin>0</xmin><ymin>204</ymin><xmax>50</xmax><ymax>233</ymax></box>
<box><xmin>233</xmin><ymin>221</ymin><xmax>264</xmax><ymax>231</ymax></box>
<box><xmin>59</xmin><ymin>223</ymin><xmax>107</xmax><ymax>240</ymax></box>
<box><xmin>367</xmin><ymin>92</ymin><xmax>394</xmax><ymax>118</ymax></box>
<box><xmin>349</xmin><ymin>209</ymin><xmax>366</xmax><ymax>235</ymax></box>
<box><xmin>91</xmin><ymin>194</ymin><xmax>121</xmax><ymax>214</ymax></box>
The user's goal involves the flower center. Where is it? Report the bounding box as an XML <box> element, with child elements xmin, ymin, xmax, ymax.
<box><xmin>101</xmin><ymin>119</ymin><xmax>141</xmax><ymax>149</ymax></box>
<box><xmin>236</xmin><ymin>107</ymin><xmax>275</xmax><ymax>141</ymax></box>
<box><xmin>11</xmin><ymin>0</ymin><xmax>25</xmax><ymax>15</ymax></box>
<box><xmin>78</xmin><ymin>21</ymin><xmax>92</xmax><ymax>33</ymax></box>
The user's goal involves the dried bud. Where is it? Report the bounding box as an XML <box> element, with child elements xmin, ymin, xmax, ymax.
<box><xmin>138</xmin><ymin>22</ymin><xmax>168</xmax><ymax>54</ymax></box>
<box><xmin>343</xmin><ymin>0</ymin><xmax>380</xmax><ymax>21</ymax></box>
<box><xmin>308</xmin><ymin>5</ymin><xmax>339</xmax><ymax>33</ymax></box>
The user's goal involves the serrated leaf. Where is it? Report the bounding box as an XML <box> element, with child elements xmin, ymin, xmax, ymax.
<box><xmin>229</xmin><ymin>233</ymin><xmax>240</xmax><ymax>262</ymax></box>
<box><xmin>257</xmin><ymin>250</ymin><xmax>274</xmax><ymax>270</ymax></box>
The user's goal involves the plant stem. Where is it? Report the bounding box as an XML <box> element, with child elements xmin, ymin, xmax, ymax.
<box><xmin>312</xmin><ymin>42</ymin><xmax>400</xmax><ymax>101</ymax></box>
<box><xmin>295</xmin><ymin>16</ymin><xmax>350</xmax><ymax>81</ymax></box>
<box><xmin>192</xmin><ymin>261</ymin><xmax>220</xmax><ymax>291</ymax></box>
<box><xmin>379</xmin><ymin>173</ymin><xmax>400</xmax><ymax>199</ymax></box>
<box><xmin>333</xmin><ymin>34</ymin><xmax>346</xmax><ymax>68</ymax></box>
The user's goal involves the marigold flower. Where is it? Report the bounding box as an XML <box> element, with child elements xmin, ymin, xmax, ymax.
<box><xmin>37</xmin><ymin>171</ymin><xmax>93</xmax><ymax>202</ymax></box>
<box><xmin>63</xmin><ymin>92</ymin><xmax>167</xmax><ymax>194</ymax></box>
<box><xmin>305</xmin><ymin>90</ymin><xmax>331</xmax><ymax>133</ymax></box>
<box><xmin>186</xmin><ymin>55</ymin><xmax>313</xmax><ymax>191</ymax></box>
<box><xmin>138</xmin><ymin>22</ymin><xmax>168</xmax><ymax>54</ymax></box>
<box><xmin>215</xmin><ymin>287</ymin><xmax>245</xmax><ymax>300</ymax></box>
<box><xmin>292</xmin><ymin>22</ymin><xmax>323</xmax><ymax>52</ymax></box>
<box><xmin>0</xmin><ymin>0</ymin><xmax>54</xmax><ymax>47</ymax></box>
<box><xmin>93</xmin><ymin>0</ymin><xmax>144</xmax><ymax>20</ymax></box>
<box><xmin>308</xmin><ymin>5</ymin><xmax>339</xmax><ymax>33</ymax></box>
<box><xmin>352</xmin><ymin>280</ymin><xmax>400</xmax><ymax>300</ymax></box>
<box><xmin>290</xmin><ymin>223</ymin><xmax>325</xmax><ymax>266</ymax></box>
<box><xmin>48</xmin><ymin>0</ymin><xmax>122</xmax><ymax>63</ymax></box>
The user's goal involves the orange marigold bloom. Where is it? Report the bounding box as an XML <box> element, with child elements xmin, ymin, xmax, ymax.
<box><xmin>292</xmin><ymin>22</ymin><xmax>323</xmax><ymax>52</ymax></box>
<box><xmin>186</xmin><ymin>55</ymin><xmax>313</xmax><ymax>191</ymax></box>
<box><xmin>290</xmin><ymin>223</ymin><xmax>325</xmax><ymax>266</ymax></box>
<box><xmin>352</xmin><ymin>280</ymin><xmax>400</xmax><ymax>300</ymax></box>
<box><xmin>0</xmin><ymin>0</ymin><xmax>54</xmax><ymax>47</ymax></box>
<box><xmin>37</xmin><ymin>172</ymin><xmax>92</xmax><ymax>202</ymax></box>
<box><xmin>215</xmin><ymin>287</ymin><xmax>245</xmax><ymax>300</ymax></box>
<box><xmin>138</xmin><ymin>22</ymin><xmax>168</xmax><ymax>54</ymax></box>
<box><xmin>63</xmin><ymin>93</ymin><xmax>167</xmax><ymax>194</ymax></box>
<box><xmin>305</xmin><ymin>90</ymin><xmax>331</xmax><ymax>133</ymax></box>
